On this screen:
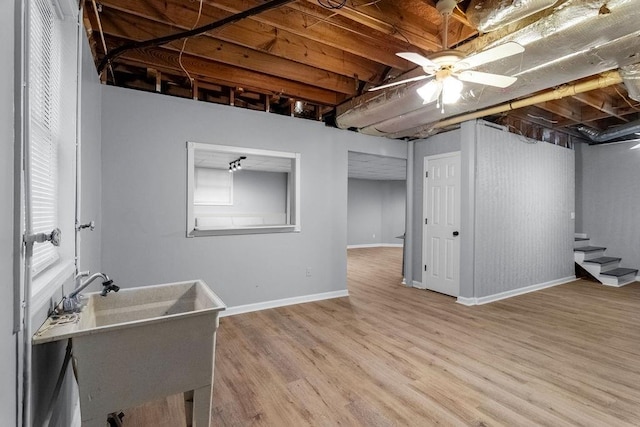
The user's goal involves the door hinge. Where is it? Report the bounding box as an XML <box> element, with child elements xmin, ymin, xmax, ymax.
<box><xmin>425</xmin><ymin>171</ymin><xmax>429</xmax><ymax>178</ymax></box>
<box><xmin>425</xmin><ymin>218</ymin><xmax>428</xmax><ymax>224</ymax></box>
<box><xmin>424</xmin><ymin>265</ymin><xmax>427</xmax><ymax>271</ymax></box>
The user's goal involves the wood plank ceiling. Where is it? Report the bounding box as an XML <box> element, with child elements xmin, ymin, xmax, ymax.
<box><xmin>83</xmin><ymin>0</ymin><xmax>640</xmax><ymax>143</ymax></box>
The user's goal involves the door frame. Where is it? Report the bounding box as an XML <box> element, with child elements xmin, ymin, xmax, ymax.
<box><xmin>421</xmin><ymin>151</ymin><xmax>461</xmax><ymax>294</ymax></box>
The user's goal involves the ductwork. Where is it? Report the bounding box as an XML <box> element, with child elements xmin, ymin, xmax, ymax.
<box><xmin>335</xmin><ymin>0</ymin><xmax>640</xmax><ymax>139</ymax></box>
<box><xmin>621</xmin><ymin>63</ymin><xmax>640</xmax><ymax>102</ymax></box>
<box><xmin>577</xmin><ymin>118</ymin><xmax>640</xmax><ymax>144</ymax></box>
<box><xmin>466</xmin><ymin>0</ymin><xmax>559</xmax><ymax>33</ymax></box>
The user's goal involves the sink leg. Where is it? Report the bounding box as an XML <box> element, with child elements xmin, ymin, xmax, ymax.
<box><xmin>192</xmin><ymin>385</ymin><xmax>212</xmax><ymax>427</ymax></box>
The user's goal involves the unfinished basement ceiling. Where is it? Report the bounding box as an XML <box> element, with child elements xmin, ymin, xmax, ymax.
<box><xmin>348</xmin><ymin>152</ymin><xmax>407</xmax><ymax>181</ymax></box>
<box><xmin>83</xmin><ymin>0</ymin><xmax>640</xmax><ymax>143</ymax></box>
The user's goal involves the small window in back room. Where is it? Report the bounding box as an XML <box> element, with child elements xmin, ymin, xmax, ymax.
<box><xmin>186</xmin><ymin>142</ymin><xmax>301</xmax><ymax>236</ymax></box>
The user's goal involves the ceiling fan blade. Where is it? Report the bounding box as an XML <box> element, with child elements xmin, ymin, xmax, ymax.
<box><xmin>456</xmin><ymin>70</ymin><xmax>517</xmax><ymax>88</ymax></box>
<box><xmin>397</xmin><ymin>52</ymin><xmax>439</xmax><ymax>71</ymax></box>
<box><xmin>454</xmin><ymin>42</ymin><xmax>524</xmax><ymax>71</ymax></box>
<box><xmin>368</xmin><ymin>75</ymin><xmax>429</xmax><ymax>92</ymax></box>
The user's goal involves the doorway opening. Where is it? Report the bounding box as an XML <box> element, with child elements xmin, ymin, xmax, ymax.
<box><xmin>347</xmin><ymin>151</ymin><xmax>407</xmax><ymax>285</ymax></box>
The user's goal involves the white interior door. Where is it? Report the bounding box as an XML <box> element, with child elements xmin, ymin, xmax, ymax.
<box><xmin>422</xmin><ymin>152</ymin><xmax>461</xmax><ymax>296</ymax></box>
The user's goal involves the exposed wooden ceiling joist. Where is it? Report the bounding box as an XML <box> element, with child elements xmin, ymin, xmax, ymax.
<box><xmin>83</xmin><ymin>0</ymin><xmax>640</xmax><ymax>141</ymax></box>
<box><xmin>98</xmin><ymin>8</ymin><xmax>357</xmax><ymax>95</ymax></box>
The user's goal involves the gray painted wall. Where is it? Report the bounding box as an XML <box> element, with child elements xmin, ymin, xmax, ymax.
<box><xmin>473</xmin><ymin>124</ymin><xmax>575</xmax><ymax>297</ymax></box>
<box><xmin>79</xmin><ymin>33</ymin><xmax>103</xmax><ymax>274</ymax></box>
<box><xmin>575</xmin><ymin>140</ymin><xmax>640</xmax><ymax>270</ymax></box>
<box><xmin>101</xmin><ymin>86</ymin><xmax>406</xmax><ymax>308</ymax></box>
<box><xmin>2</xmin><ymin>2</ymin><xmax>17</xmax><ymax>423</ymax></box>
<box><xmin>381</xmin><ymin>180</ymin><xmax>406</xmax><ymax>244</ymax></box>
<box><xmin>347</xmin><ymin>179</ymin><xmax>405</xmax><ymax>246</ymax></box>
<box><xmin>196</xmin><ymin>169</ymin><xmax>287</xmax><ymax>215</ymax></box>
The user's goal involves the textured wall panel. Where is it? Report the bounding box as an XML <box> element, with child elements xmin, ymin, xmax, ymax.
<box><xmin>474</xmin><ymin>124</ymin><xmax>575</xmax><ymax>297</ymax></box>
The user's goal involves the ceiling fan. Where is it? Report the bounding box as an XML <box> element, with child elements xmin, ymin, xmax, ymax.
<box><xmin>369</xmin><ymin>0</ymin><xmax>524</xmax><ymax>109</ymax></box>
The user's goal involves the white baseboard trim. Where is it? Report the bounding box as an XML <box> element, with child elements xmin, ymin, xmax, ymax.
<box><xmin>347</xmin><ymin>243</ymin><xmax>403</xmax><ymax>249</ymax></box>
<box><xmin>220</xmin><ymin>289</ymin><xmax>349</xmax><ymax>317</ymax></box>
<box><xmin>456</xmin><ymin>275</ymin><xmax>576</xmax><ymax>306</ymax></box>
<box><xmin>412</xmin><ymin>280</ymin><xmax>426</xmax><ymax>289</ymax></box>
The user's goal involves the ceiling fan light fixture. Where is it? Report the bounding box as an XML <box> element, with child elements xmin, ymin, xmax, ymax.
<box><xmin>417</xmin><ymin>80</ymin><xmax>442</xmax><ymax>104</ymax></box>
<box><xmin>442</xmin><ymin>76</ymin><xmax>463</xmax><ymax>104</ymax></box>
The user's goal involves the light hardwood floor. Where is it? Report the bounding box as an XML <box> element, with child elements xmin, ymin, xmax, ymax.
<box><xmin>122</xmin><ymin>247</ymin><xmax>640</xmax><ymax>426</ymax></box>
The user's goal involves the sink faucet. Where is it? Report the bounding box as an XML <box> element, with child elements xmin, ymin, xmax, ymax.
<box><xmin>61</xmin><ymin>272</ymin><xmax>120</xmax><ymax>313</ymax></box>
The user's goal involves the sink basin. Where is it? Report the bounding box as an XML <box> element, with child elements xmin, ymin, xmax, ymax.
<box><xmin>33</xmin><ymin>279</ymin><xmax>226</xmax><ymax>427</ymax></box>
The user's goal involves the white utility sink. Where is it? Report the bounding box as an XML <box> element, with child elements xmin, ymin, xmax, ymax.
<box><xmin>34</xmin><ymin>279</ymin><xmax>226</xmax><ymax>427</ymax></box>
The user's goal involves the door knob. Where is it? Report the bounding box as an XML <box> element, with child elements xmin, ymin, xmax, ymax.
<box><xmin>453</xmin><ymin>231</ymin><xmax>459</xmax><ymax>236</ymax></box>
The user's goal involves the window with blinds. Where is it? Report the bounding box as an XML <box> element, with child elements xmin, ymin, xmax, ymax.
<box><xmin>29</xmin><ymin>0</ymin><xmax>62</xmax><ymax>275</ymax></box>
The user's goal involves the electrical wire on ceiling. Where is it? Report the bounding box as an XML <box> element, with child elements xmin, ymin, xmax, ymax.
<box><xmin>91</xmin><ymin>0</ymin><xmax>116</xmax><ymax>84</ymax></box>
<box><xmin>97</xmin><ymin>0</ymin><xmax>296</xmax><ymax>73</ymax></box>
<box><xmin>614</xmin><ymin>85</ymin><xmax>640</xmax><ymax>111</ymax></box>
<box><xmin>178</xmin><ymin>0</ymin><xmax>204</xmax><ymax>87</ymax></box>
<box><xmin>317</xmin><ymin>0</ymin><xmax>347</xmax><ymax>9</ymax></box>
<box><xmin>527</xmin><ymin>113</ymin><xmax>559</xmax><ymax>124</ymax></box>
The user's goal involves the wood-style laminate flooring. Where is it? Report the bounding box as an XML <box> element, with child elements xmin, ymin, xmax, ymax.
<box><xmin>122</xmin><ymin>247</ymin><xmax>640</xmax><ymax>426</ymax></box>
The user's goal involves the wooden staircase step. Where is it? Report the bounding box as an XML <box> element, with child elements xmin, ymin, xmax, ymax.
<box><xmin>574</xmin><ymin>246</ymin><xmax>606</xmax><ymax>253</ymax></box>
<box><xmin>600</xmin><ymin>268</ymin><xmax>638</xmax><ymax>277</ymax></box>
<box><xmin>583</xmin><ymin>256</ymin><xmax>621</xmax><ymax>265</ymax></box>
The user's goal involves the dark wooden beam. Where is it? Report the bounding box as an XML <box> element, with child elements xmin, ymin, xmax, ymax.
<box><xmin>99</xmin><ymin>9</ymin><xmax>357</xmax><ymax>95</ymax></box>
<box><xmin>114</xmin><ymin>45</ymin><xmax>343</xmax><ymax>105</ymax></box>
<box><xmin>96</xmin><ymin>0</ymin><xmax>385</xmax><ymax>82</ymax></box>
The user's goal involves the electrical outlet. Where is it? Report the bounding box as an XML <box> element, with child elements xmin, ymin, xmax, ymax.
<box><xmin>306</xmin><ymin>268</ymin><xmax>312</xmax><ymax>277</ymax></box>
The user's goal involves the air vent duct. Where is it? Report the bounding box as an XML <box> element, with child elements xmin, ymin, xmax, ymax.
<box><xmin>335</xmin><ymin>0</ymin><xmax>640</xmax><ymax>139</ymax></box>
<box><xmin>621</xmin><ymin>63</ymin><xmax>640</xmax><ymax>102</ymax></box>
<box><xmin>467</xmin><ymin>0</ymin><xmax>559</xmax><ymax>33</ymax></box>
<box><xmin>577</xmin><ymin>118</ymin><xmax>640</xmax><ymax>144</ymax></box>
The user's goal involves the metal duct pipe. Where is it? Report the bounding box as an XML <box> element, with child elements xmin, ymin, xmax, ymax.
<box><xmin>621</xmin><ymin>63</ymin><xmax>640</xmax><ymax>102</ymax></box>
<box><xmin>426</xmin><ymin>70</ymin><xmax>623</xmax><ymax>132</ymax></box>
<box><xmin>466</xmin><ymin>0</ymin><xmax>559</xmax><ymax>32</ymax></box>
<box><xmin>576</xmin><ymin>119</ymin><xmax>640</xmax><ymax>143</ymax></box>
<box><xmin>336</xmin><ymin>0</ymin><xmax>640</xmax><ymax>139</ymax></box>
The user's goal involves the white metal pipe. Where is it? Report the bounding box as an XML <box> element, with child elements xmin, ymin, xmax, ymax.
<box><xmin>75</xmin><ymin>3</ymin><xmax>83</xmax><ymax>275</ymax></box>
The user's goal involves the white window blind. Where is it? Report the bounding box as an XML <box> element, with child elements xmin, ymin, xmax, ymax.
<box><xmin>29</xmin><ymin>0</ymin><xmax>62</xmax><ymax>275</ymax></box>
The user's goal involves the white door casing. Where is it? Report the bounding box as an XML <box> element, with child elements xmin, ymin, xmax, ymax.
<box><xmin>422</xmin><ymin>152</ymin><xmax>461</xmax><ymax>296</ymax></box>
